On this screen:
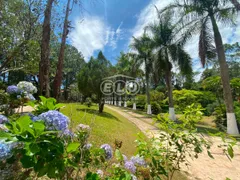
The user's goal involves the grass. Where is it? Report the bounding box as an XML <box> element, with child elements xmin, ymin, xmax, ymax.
<box><xmin>61</xmin><ymin>103</ymin><xmax>142</xmax><ymax>156</ymax></box>
<box><xmin>121</xmin><ymin>106</ymin><xmax>221</xmax><ymax>135</ymax></box>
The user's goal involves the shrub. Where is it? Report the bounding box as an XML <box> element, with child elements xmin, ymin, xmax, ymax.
<box><xmin>213</xmin><ymin>102</ymin><xmax>240</xmax><ymax>132</ymax></box>
<box><xmin>145</xmin><ymin>101</ymin><xmax>161</xmax><ymax>115</ymax></box>
<box><xmin>135</xmin><ymin>95</ymin><xmax>146</xmax><ymax>109</ymax></box>
<box><xmin>85</xmin><ymin>97</ymin><xmax>92</xmax><ymax>107</ymax></box>
<box><xmin>0</xmin><ymin>101</ymin><xmax>237</xmax><ymax>179</ymax></box>
<box><xmin>150</xmin><ymin>90</ymin><xmax>164</xmax><ymax>102</ymax></box>
<box><xmin>173</xmin><ymin>89</ymin><xmax>216</xmax><ymax>114</ymax></box>
<box><xmin>27</xmin><ymin>96</ymin><xmax>64</xmax><ymax>115</ymax></box>
<box><xmin>127</xmin><ymin>100</ymin><xmax>133</xmax><ymax>108</ymax></box>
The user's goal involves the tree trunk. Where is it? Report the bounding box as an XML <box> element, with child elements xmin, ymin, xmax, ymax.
<box><xmin>99</xmin><ymin>98</ymin><xmax>104</xmax><ymax>113</ymax></box>
<box><xmin>165</xmin><ymin>70</ymin><xmax>174</xmax><ymax>108</ymax></box>
<box><xmin>39</xmin><ymin>0</ymin><xmax>54</xmax><ymax>97</ymax></box>
<box><xmin>210</xmin><ymin>14</ymin><xmax>239</xmax><ymax>134</ymax></box>
<box><xmin>53</xmin><ymin>0</ymin><xmax>71</xmax><ymax>100</ymax></box>
<box><xmin>145</xmin><ymin>58</ymin><xmax>151</xmax><ymax>115</ymax></box>
<box><xmin>165</xmin><ymin>59</ymin><xmax>176</xmax><ymax>121</ymax></box>
<box><xmin>231</xmin><ymin>0</ymin><xmax>240</xmax><ymax>11</ymax></box>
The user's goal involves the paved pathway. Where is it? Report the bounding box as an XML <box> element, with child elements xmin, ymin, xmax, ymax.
<box><xmin>106</xmin><ymin>105</ymin><xmax>240</xmax><ymax>180</ymax></box>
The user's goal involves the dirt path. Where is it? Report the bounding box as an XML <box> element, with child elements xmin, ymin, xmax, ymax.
<box><xmin>106</xmin><ymin>105</ymin><xmax>240</xmax><ymax>180</ymax></box>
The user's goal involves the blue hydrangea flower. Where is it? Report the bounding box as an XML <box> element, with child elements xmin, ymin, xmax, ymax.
<box><xmin>0</xmin><ymin>115</ymin><xmax>8</xmax><ymax>124</ymax></box>
<box><xmin>0</xmin><ymin>141</ymin><xmax>12</xmax><ymax>160</ymax></box>
<box><xmin>124</xmin><ymin>161</ymin><xmax>136</xmax><ymax>173</ymax></box>
<box><xmin>17</xmin><ymin>81</ymin><xmax>37</xmax><ymax>94</ymax></box>
<box><xmin>38</xmin><ymin>110</ymin><xmax>69</xmax><ymax>131</ymax></box>
<box><xmin>62</xmin><ymin>129</ymin><xmax>75</xmax><ymax>138</ymax></box>
<box><xmin>100</xmin><ymin>144</ymin><xmax>112</xmax><ymax>160</ymax></box>
<box><xmin>130</xmin><ymin>155</ymin><xmax>146</xmax><ymax>167</ymax></box>
<box><xmin>6</xmin><ymin>85</ymin><xmax>19</xmax><ymax>94</ymax></box>
<box><xmin>27</xmin><ymin>113</ymin><xmax>40</xmax><ymax>122</ymax></box>
<box><xmin>83</xmin><ymin>143</ymin><xmax>92</xmax><ymax>149</ymax></box>
<box><xmin>25</xmin><ymin>93</ymin><xmax>35</xmax><ymax>101</ymax></box>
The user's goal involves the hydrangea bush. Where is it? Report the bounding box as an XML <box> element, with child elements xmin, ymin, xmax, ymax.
<box><xmin>38</xmin><ymin>110</ymin><xmax>69</xmax><ymax>131</ymax></box>
<box><xmin>17</xmin><ymin>81</ymin><xmax>37</xmax><ymax>94</ymax></box>
<box><xmin>1</xmin><ymin>81</ymin><xmax>37</xmax><ymax>116</ymax></box>
<box><xmin>0</xmin><ymin>98</ymin><xmax>237</xmax><ymax>179</ymax></box>
<box><xmin>6</xmin><ymin>85</ymin><xmax>19</xmax><ymax>95</ymax></box>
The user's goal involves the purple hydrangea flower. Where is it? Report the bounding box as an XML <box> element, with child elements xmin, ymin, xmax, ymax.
<box><xmin>0</xmin><ymin>141</ymin><xmax>12</xmax><ymax>160</ymax></box>
<box><xmin>62</xmin><ymin>129</ymin><xmax>75</xmax><ymax>138</ymax></box>
<box><xmin>96</xmin><ymin>169</ymin><xmax>103</xmax><ymax>178</ymax></box>
<box><xmin>77</xmin><ymin>124</ymin><xmax>90</xmax><ymax>131</ymax></box>
<box><xmin>100</xmin><ymin>144</ymin><xmax>112</xmax><ymax>160</ymax></box>
<box><xmin>6</xmin><ymin>85</ymin><xmax>19</xmax><ymax>94</ymax></box>
<box><xmin>124</xmin><ymin>161</ymin><xmax>136</xmax><ymax>174</ymax></box>
<box><xmin>130</xmin><ymin>155</ymin><xmax>146</xmax><ymax>166</ymax></box>
<box><xmin>122</xmin><ymin>154</ymin><xmax>128</xmax><ymax>162</ymax></box>
<box><xmin>38</xmin><ymin>110</ymin><xmax>69</xmax><ymax>131</ymax></box>
<box><xmin>83</xmin><ymin>143</ymin><xmax>92</xmax><ymax>149</ymax></box>
<box><xmin>0</xmin><ymin>115</ymin><xmax>8</xmax><ymax>124</ymax></box>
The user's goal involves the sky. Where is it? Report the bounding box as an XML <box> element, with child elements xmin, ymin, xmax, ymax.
<box><xmin>68</xmin><ymin>0</ymin><xmax>240</xmax><ymax>72</ymax></box>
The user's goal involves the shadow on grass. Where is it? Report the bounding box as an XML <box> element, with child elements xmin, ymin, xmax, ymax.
<box><xmin>196</xmin><ymin>125</ymin><xmax>220</xmax><ymax>134</ymax></box>
<box><xmin>76</xmin><ymin>108</ymin><xmax>120</xmax><ymax>121</ymax></box>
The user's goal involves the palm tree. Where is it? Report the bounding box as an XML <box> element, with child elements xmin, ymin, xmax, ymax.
<box><xmin>161</xmin><ymin>0</ymin><xmax>239</xmax><ymax>134</ymax></box>
<box><xmin>130</xmin><ymin>33</ymin><xmax>154</xmax><ymax>114</ymax></box>
<box><xmin>230</xmin><ymin>0</ymin><xmax>240</xmax><ymax>10</ymax></box>
<box><xmin>147</xmin><ymin>10</ymin><xmax>192</xmax><ymax>121</ymax></box>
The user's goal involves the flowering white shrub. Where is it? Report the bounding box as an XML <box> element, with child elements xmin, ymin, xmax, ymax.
<box><xmin>17</xmin><ymin>81</ymin><xmax>37</xmax><ymax>94</ymax></box>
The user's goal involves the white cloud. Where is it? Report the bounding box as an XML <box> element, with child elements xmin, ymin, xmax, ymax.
<box><xmin>129</xmin><ymin>0</ymin><xmax>240</xmax><ymax>82</ymax></box>
<box><xmin>130</xmin><ymin>0</ymin><xmax>240</xmax><ymax>62</ymax></box>
<box><xmin>69</xmin><ymin>16</ymin><xmax>123</xmax><ymax>61</ymax></box>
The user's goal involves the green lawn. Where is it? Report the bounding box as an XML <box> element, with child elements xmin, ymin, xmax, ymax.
<box><xmin>61</xmin><ymin>103</ymin><xmax>142</xmax><ymax>156</ymax></box>
<box><xmin>122</xmin><ymin>106</ymin><xmax>221</xmax><ymax>134</ymax></box>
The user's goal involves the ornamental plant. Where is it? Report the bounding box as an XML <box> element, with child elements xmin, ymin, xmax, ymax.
<box><xmin>0</xmin><ymin>103</ymin><xmax>237</xmax><ymax>179</ymax></box>
<box><xmin>27</xmin><ymin>96</ymin><xmax>64</xmax><ymax>115</ymax></box>
<box><xmin>1</xmin><ymin>81</ymin><xmax>37</xmax><ymax>116</ymax></box>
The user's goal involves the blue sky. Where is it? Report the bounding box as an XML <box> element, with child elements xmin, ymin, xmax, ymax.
<box><xmin>68</xmin><ymin>0</ymin><xmax>240</xmax><ymax>70</ymax></box>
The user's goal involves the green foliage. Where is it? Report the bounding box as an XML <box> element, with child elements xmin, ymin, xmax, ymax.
<box><xmin>135</xmin><ymin>94</ymin><xmax>146</xmax><ymax>109</ymax></box>
<box><xmin>138</xmin><ymin>114</ymin><xmax>211</xmax><ymax>179</ymax></box>
<box><xmin>179</xmin><ymin>104</ymin><xmax>204</xmax><ymax>129</ymax></box>
<box><xmin>150</xmin><ymin>90</ymin><xmax>164</xmax><ymax>102</ymax></box>
<box><xmin>230</xmin><ymin>78</ymin><xmax>240</xmax><ymax>101</ymax></box>
<box><xmin>145</xmin><ymin>101</ymin><xmax>161</xmax><ymax>115</ymax></box>
<box><xmin>77</xmin><ymin>52</ymin><xmax>112</xmax><ymax>112</ymax></box>
<box><xmin>1</xmin><ymin>102</ymin><xmax>238</xmax><ymax>179</ymax></box>
<box><xmin>213</xmin><ymin>102</ymin><xmax>240</xmax><ymax>132</ymax></box>
<box><xmin>126</xmin><ymin>100</ymin><xmax>133</xmax><ymax>108</ymax></box>
<box><xmin>173</xmin><ymin>89</ymin><xmax>216</xmax><ymax>114</ymax></box>
<box><xmin>202</xmin><ymin>76</ymin><xmax>221</xmax><ymax>92</ymax></box>
<box><xmin>27</xmin><ymin>96</ymin><xmax>64</xmax><ymax>115</ymax></box>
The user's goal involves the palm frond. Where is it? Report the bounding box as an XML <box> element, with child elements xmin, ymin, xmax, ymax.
<box><xmin>198</xmin><ymin>18</ymin><xmax>216</xmax><ymax>67</ymax></box>
<box><xmin>176</xmin><ymin>46</ymin><xmax>192</xmax><ymax>75</ymax></box>
<box><xmin>215</xmin><ymin>7</ymin><xmax>237</xmax><ymax>26</ymax></box>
